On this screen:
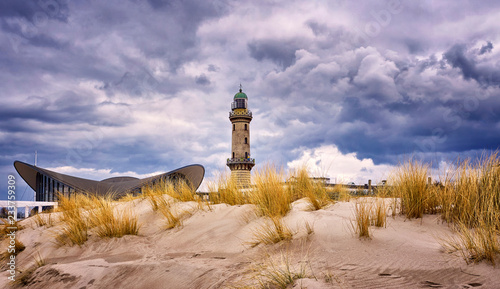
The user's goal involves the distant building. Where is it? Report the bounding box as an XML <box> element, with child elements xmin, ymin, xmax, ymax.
<box><xmin>226</xmin><ymin>86</ymin><xmax>255</xmax><ymax>187</ymax></box>
<box><xmin>310</xmin><ymin>177</ymin><xmax>330</xmax><ymax>184</ymax></box>
<box><xmin>14</xmin><ymin>161</ymin><xmax>204</xmax><ymax>201</ymax></box>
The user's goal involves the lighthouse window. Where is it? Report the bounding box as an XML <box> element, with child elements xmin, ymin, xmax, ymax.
<box><xmin>233</xmin><ymin>124</ymin><xmax>235</xmax><ymax>131</ymax></box>
<box><xmin>233</xmin><ymin>152</ymin><xmax>235</xmax><ymax>158</ymax></box>
<box><xmin>245</xmin><ymin>152</ymin><xmax>248</xmax><ymax>158</ymax></box>
<box><xmin>244</xmin><ymin>124</ymin><xmax>247</xmax><ymax>130</ymax></box>
<box><xmin>244</xmin><ymin>137</ymin><xmax>248</xmax><ymax>144</ymax></box>
<box><xmin>236</xmin><ymin>99</ymin><xmax>246</xmax><ymax>109</ymax></box>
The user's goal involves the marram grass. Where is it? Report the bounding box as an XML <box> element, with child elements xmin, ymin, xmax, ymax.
<box><xmin>32</xmin><ymin>212</ymin><xmax>56</xmax><ymax>228</ymax></box>
<box><xmin>330</xmin><ymin>183</ymin><xmax>350</xmax><ymax>202</ymax></box>
<box><xmin>56</xmin><ymin>193</ymin><xmax>140</xmax><ymax>246</ymax></box>
<box><xmin>392</xmin><ymin>159</ymin><xmax>431</xmax><ymax>219</ymax></box>
<box><xmin>157</xmin><ymin>197</ymin><xmax>184</xmax><ymax>229</ymax></box>
<box><xmin>288</xmin><ymin>166</ymin><xmax>331</xmax><ymax>210</ymax></box>
<box><xmin>250</xmin><ymin>217</ymin><xmax>293</xmax><ymax>246</ymax></box>
<box><xmin>444</xmin><ymin>219</ymin><xmax>500</xmax><ymax>265</ymax></box>
<box><xmin>371</xmin><ymin>199</ymin><xmax>387</xmax><ymax>228</ymax></box>
<box><xmin>352</xmin><ymin>200</ymin><xmax>371</xmax><ymax>239</ymax></box>
<box><xmin>255</xmin><ymin>250</ymin><xmax>309</xmax><ymax>289</ymax></box>
<box><xmin>142</xmin><ymin>178</ymin><xmax>196</xmax><ymax>208</ymax></box>
<box><xmin>56</xmin><ymin>193</ymin><xmax>89</xmax><ymax>246</ymax></box>
<box><xmin>208</xmin><ymin>171</ymin><xmax>247</xmax><ymax>205</ymax></box>
<box><xmin>392</xmin><ymin>152</ymin><xmax>500</xmax><ymax>264</ymax></box>
<box><xmin>87</xmin><ymin>196</ymin><xmax>140</xmax><ymax>238</ymax></box>
<box><xmin>250</xmin><ymin>164</ymin><xmax>293</xmax><ymax>218</ymax></box>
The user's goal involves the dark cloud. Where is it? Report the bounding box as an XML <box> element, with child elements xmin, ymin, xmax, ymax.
<box><xmin>0</xmin><ymin>0</ymin><xmax>69</xmax><ymax>22</ymax></box>
<box><xmin>404</xmin><ymin>38</ymin><xmax>426</xmax><ymax>54</ymax></box>
<box><xmin>479</xmin><ymin>41</ymin><xmax>493</xmax><ymax>55</ymax></box>
<box><xmin>1</xmin><ymin>0</ymin><xmax>500</xmax><ymax>200</ymax></box>
<box><xmin>110</xmin><ymin>72</ymin><xmax>160</xmax><ymax>97</ymax></box>
<box><xmin>207</xmin><ymin>64</ymin><xmax>219</xmax><ymax>72</ymax></box>
<box><xmin>444</xmin><ymin>44</ymin><xmax>500</xmax><ymax>86</ymax></box>
<box><xmin>195</xmin><ymin>74</ymin><xmax>211</xmax><ymax>86</ymax></box>
<box><xmin>248</xmin><ymin>39</ymin><xmax>299</xmax><ymax>69</ymax></box>
<box><xmin>444</xmin><ymin>44</ymin><xmax>478</xmax><ymax>80</ymax></box>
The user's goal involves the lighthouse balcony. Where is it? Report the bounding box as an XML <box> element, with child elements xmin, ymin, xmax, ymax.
<box><xmin>226</xmin><ymin>158</ymin><xmax>255</xmax><ymax>165</ymax></box>
<box><xmin>229</xmin><ymin>110</ymin><xmax>252</xmax><ymax>118</ymax></box>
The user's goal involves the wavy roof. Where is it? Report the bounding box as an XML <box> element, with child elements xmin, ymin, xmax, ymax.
<box><xmin>14</xmin><ymin>161</ymin><xmax>205</xmax><ymax>197</ymax></box>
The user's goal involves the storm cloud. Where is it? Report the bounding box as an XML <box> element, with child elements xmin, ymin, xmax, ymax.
<box><xmin>1</xmin><ymin>0</ymin><xmax>500</xmax><ymax>199</ymax></box>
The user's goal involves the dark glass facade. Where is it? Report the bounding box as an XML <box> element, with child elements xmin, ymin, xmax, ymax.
<box><xmin>35</xmin><ymin>172</ymin><xmax>76</xmax><ymax>201</ymax></box>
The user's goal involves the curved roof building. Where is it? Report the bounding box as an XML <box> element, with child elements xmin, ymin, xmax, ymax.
<box><xmin>14</xmin><ymin>161</ymin><xmax>205</xmax><ymax>201</ymax></box>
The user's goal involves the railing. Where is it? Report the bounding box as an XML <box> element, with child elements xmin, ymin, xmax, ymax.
<box><xmin>226</xmin><ymin>158</ymin><xmax>255</xmax><ymax>164</ymax></box>
<box><xmin>229</xmin><ymin>110</ymin><xmax>252</xmax><ymax>118</ymax></box>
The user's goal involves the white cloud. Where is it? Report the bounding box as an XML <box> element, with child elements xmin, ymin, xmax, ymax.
<box><xmin>45</xmin><ymin>165</ymin><xmax>162</xmax><ymax>181</ymax></box>
<box><xmin>287</xmin><ymin>144</ymin><xmax>394</xmax><ymax>185</ymax></box>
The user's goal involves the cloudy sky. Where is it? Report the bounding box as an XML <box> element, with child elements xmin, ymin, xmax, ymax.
<box><xmin>1</xmin><ymin>0</ymin><xmax>500</xmax><ymax>200</ymax></box>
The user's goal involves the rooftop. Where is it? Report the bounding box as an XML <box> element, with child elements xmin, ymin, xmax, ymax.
<box><xmin>234</xmin><ymin>88</ymin><xmax>247</xmax><ymax>99</ymax></box>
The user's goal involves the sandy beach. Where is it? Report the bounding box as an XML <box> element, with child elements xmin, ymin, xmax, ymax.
<box><xmin>1</xmin><ymin>197</ymin><xmax>498</xmax><ymax>289</ymax></box>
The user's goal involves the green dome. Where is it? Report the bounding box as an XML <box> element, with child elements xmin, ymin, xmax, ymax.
<box><xmin>234</xmin><ymin>89</ymin><xmax>248</xmax><ymax>100</ymax></box>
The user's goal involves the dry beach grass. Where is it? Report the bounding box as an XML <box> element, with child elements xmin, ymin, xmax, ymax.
<box><xmin>0</xmin><ymin>154</ymin><xmax>499</xmax><ymax>288</ymax></box>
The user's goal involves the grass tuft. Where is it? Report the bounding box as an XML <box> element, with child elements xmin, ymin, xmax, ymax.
<box><xmin>250</xmin><ymin>164</ymin><xmax>292</xmax><ymax>218</ymax></box>
<box><xmin>32</xmin><ymin>213</ymin><xmax>56</xmax><ymax>228</ymax></box>
<box><xmin>372</xmin><ymin>199</ymin><xmax>387</xmax><ymax>228</ymax></box>
<box><xmin>157</xmin><ymin>197</ymin><xmax>184</xmax><ymax>229</ymax></box>
<box><xmin>56</xmin><ymin>193</ymin><xmax>140</xmax><ymax>246</ymax></box>
<box><xmin>0</xmin><ymin>218</ymin><xmax>23</xmax><ymax>241</ymax></box>
<box><xmin>393</xmin><ymin>159</ymin><xmax>430</xmax><ymax>219</ymax></box>
<box><xmin>352</xmin><ymin>200</ymin><xmax>371</xmax><ymax>239</ymax></box>
<box><xmin>444</xmin><ymin>220</ymin><xmax>499</xmax><ymax>265</ymax></box>
<box><xmin>33</xmin><ymin>251</ymin><xmax>46</xmax><ymax>268</ymax></box>
<box><xmin>56</xmin><ymin>194</ymin><xmax>89</xmax><ymax>246</ymax></box>
<box><xmin>118</xmin><ymin>193</ymin><xmax>142</xmax><ymax>202</ymax></box>
<box><xmin>305</xmin><ymin>220</ymin><xmax>314</xmax><ymax>236</ymax></box>
<box><xmin>255</xmin><ymin>250</ymin><xmax>310</xmax><ymax>289</ymax></box>
<box><xmin>288</xmin><ymin>166</ymin><xmax>331</xmax><ymax>210</ymax></box>
<box><xmin>391</xmin><ymin>151</ymin><xmax>500</xmax><ymax>264</ymax></box>
<box><xmin>208</xmin><ymin>172</ymin><xmax>247</xmax><ymax>205</ymax></box>
<box><xmin>330</xmin><ymin>184</ymin><xmax>351</xmax><ymax>202</ymax></box>
<box><xmin>1</xmin><ymin>239</ymin><xmax>25</xmax><ymax>261</ymax></box>
<box><xmin>251</xmin><ymin>217</ymin><xmax>293</xmax><ymax>246</ymax></box>
<box><xmin>87</xmin><ymin>196</ymin><xmax>140</xmax><ymax>238</ymax></box>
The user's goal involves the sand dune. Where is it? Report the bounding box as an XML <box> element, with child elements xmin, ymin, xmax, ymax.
<box><xmin>1</xmin><ymin>198</ymin><xmax>499</xmax><ymax>288</ymax></box>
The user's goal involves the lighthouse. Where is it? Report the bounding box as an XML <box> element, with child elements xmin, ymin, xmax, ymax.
<box><xmin>227</xmin><ymin>86</ymin><xmax>255</xmax><ymax>187</ymax></box>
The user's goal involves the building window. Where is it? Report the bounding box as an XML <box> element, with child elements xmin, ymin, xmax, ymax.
<box><xmin>244</xmin><ymin>124</ymin><xmax>247</xmax><ymax>130</ymax></box>
<box><xmin>44</xmin><ymin>176</ymin><xmax>48</xmax><ymax>201</ymax></box>
<box><xmin>233</xmin><ymin>124</ymin><xmax>235</xmax><ymax>131</ymax></box>
<box><xmin>233</xmin><ymin>152</ymin><xmax>235</xmax><ymax>158</ymax></box>
<box><xmin>244</xmin><ymin>137</ymin><xmax>248</xmax><ymax>144</ymax></box>
<box><xmin>245</xmin><ymin>152</ymin><xmax>248</xmax><ymax>158</ymax></box>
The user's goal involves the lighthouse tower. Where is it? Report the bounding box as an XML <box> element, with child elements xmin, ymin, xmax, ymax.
<box><xmin>227</xmin><ymin>86</ymin><xmax>255</xmax><ymax>187</ymax></box>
